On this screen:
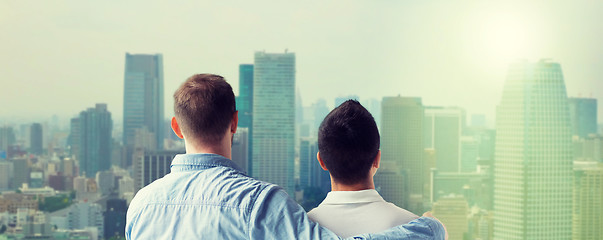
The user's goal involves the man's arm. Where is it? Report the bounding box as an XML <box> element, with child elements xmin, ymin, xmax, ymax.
<box><xmin>248</xmin><ymin>186</ymin><xmax>445</xmax><ymax>239</ymax></box>
<box><xmin>350</xmin><ymin>217</ymin><xmax>446</xmax><ymax>240</ymax></box>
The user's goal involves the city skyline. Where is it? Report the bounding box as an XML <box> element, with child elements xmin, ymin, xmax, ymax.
<box><xmin>1</xmin><ymin>1</ymin><xmax>603</xmax><ymax>238</ymax></box>
<box><xmin>1</xmin><ymin>1</ymin><xmax>602</xmax><ymax>124</ymax></box>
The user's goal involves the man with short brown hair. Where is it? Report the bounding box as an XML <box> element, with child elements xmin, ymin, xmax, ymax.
<box><xmin>125</xmin><ymin>74</ymin><xmax>446</xmax><ymax>239</ymax></box>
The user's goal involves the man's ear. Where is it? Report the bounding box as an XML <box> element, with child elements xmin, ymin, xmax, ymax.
<box><xmin>171</xmin><ymin>117</ymin><xmax>184</xmax><ymax>139</ymax></box>
<box><xmin>231</xmin><ymin>111</ymin><xmax>239</xmax><ymax>134</ymax></box>
<box><xmin>317</xmin><ymin>152</ymin><xmax>328</xmax><ymax>171</ymax></box>
<box><xmin>373</xmin><ymin>150</ymin><xmax>381</xmax><ymax>169</ymax></box>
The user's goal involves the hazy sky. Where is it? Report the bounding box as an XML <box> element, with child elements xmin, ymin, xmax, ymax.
<box><xmin>1</xmin><ymin>0</ymin><xmax>602</xmax><ymax>125</ymax></box>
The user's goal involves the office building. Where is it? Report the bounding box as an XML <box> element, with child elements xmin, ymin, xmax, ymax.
<box><xmin>69</xmin><ymin>118</ymin><xmax>80</xmax><ymax>159</ymax></box>
<box><xmin>299</xmin><ymin>138</ymin><xmax>315</xmax><ymax>190</ymax></box>
<box><xmin>237</xmin><ymin>64</ymin><xmax>254</xmax><ymax>174</ymax></box>
<box><xmin>29</xmin><ymin>171</ymin><xmax>43</xmax><ymax>188</ymax></box>
<box><xmin>379</xmin><ymin>96</ymin><xmax>424</xmax><ymax>212</ymax></box>
<box><xmin>374</xmin><ymin>161</ymin><xmax>409</xmax><ymax>210</ymax></box>
<box><xmin>573</xmin><ymin>134</ymin><xmax>603</xmax><ymax>162</ymax></box>
<box><xmin>251</xmin><ymin>51</ymin><xmax>296</xmax><ymax>195</ymax></box>
<box><xmin>67</xmin><ymin>202</ymin><xmax>104</xmax><ymax>239</ymax></box>
<box><xmin>96</xmin><ymin>170</ymin><xmax>115</xmax><ymax>196</ymax></box>
<box><xmin>237</xmin><ymin>64</ymin><xmax>254</xmax><ymax>128</ymax></box>
<box><xmin>30</xmin><ymin>123</ymin><xmax>43</xmax><ymax>155</ymax></box>
<box><xmin>0</xmin><ymin>161</ymin><xmax>11</xmax><ymax>190</ymax></box>
<box><xmin>460</xmin><ymin>135</ymin><xmax>479</xmax><ymax>172</ymax></box>
<box><xmin>432</xmin><ymin>195</ymin><xmax>470</xmax><ymax>240</ymax></box>
<box><xmin>312</xmin><ymin>99</ymin><xmax>330</xmax><ymax>132</ymax></box>
<box><xmin>76</xmin><ymin>104</ymin><xmax>113</xmax><ymax>177</ymax></box>
<box><xmin>0</xmin><ymin>126</ymin><xmax>16</xmax><ymax>152</ymax></box>
<box><xmin>0</xmin><ymin>193</ymin><xmax>38</xmax><ymax>213</ymax></box>
<box><xmin>568</xmin><ymin>97</ymin><xmax>597</xmax><ymax>138</ymax></box>
<box><xmin>13</xmin><ymin>158</ymin><xmax>29</xmax><ymax>189</ymax></box>
<box><xmin>133</xmin><ymin>150</ymin><xmax>182</xmax><ymax>192</ymax></box>
<box><xmin>232</xmin><ymin>128</ymin><xmax>249</xmax><ymax>173</ymax></box>
<box><xmin>424</xmin><ymin>107</ymin><xmax>465</xmax><ymax>172</ymax></box>
<box><xmin>431</xmin><ymin>169</ymin><xmax>493</xmax><ymax>210</ymax></box>
<box><xmin>572</xmin><ymin>161</ymin><xmax>603</xmax><ymax>240</ymax></box>
<box><xmin>493</xmin><ymin>60</ymin><xmax>573</xmax><ymax>239</ymax></box>
<box><xmin>361</xmin><ymin>98</ymin><xmax>382</xmax><ymax>130</ymax></box>
<box><xmin>299</xmin><ymin>138</ymin><xmax>328</xmax><ymax>191</ymax></box>
<box><xmin>123</xmin><ymin>53</ymin><xmax>164</xmax><ymax>154</ymax></box>
<box><xmin>104</xmin><ymin>198</ymin><xmax>127</xmax><ymax>239</ymax></box>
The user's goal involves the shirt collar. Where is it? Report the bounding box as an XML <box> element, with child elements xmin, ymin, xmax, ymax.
<box><xmin>321</xmin><ymin>189</ymin><xmax>385</xmax><ymax>205</ymax></box>
<box><xmin>170</xmin><ymin>153</ymin><xmax>245</xmax><ymax>173</ymax></box>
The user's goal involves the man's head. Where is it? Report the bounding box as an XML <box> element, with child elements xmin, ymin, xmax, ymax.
<box><xmin>317</xmin><ymin>100</ymin><xmax>380</xmax><ymax>186</ymax></box>
<box><xmin>172</xmin><ymin>74</ymin><xmax>237</xmax><ymax>146</ymax></box>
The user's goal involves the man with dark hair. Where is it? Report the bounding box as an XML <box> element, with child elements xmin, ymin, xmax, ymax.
<box><xmin>126</xmin><ymin>74</ymin><xmax>446</xmax><ymax>239</ymax></box>
<box><xmin>308</xmin><ymin>100</ymin><xmax>419</xmax><ymax>237</ymax></box>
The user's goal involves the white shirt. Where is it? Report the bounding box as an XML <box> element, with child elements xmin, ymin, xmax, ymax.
<box><xmin>307</xmin><ymin>189</ymin><xmax>419</xmax><ymax>238</ymax></box>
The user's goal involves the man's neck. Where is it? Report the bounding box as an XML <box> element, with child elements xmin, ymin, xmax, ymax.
<box><xmin>330</xmin><ymin>179</ymin><xmax>375</xmax><ymax>192</ymax></box>
<box><xmin>184</xmin><ymin>140</ymin><xmax>232</xmax><ymax>159</ymax></box>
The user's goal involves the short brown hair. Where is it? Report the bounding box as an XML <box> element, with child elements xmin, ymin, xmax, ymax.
<box><xmin>173</xmin><ymin>74</ymin><xmax>236</xmax><ymax>144</ymax></box>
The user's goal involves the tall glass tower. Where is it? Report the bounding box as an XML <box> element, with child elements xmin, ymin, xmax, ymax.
<box><xmin>424</xmin><ymin>107</ymin><xmax>465</xmax><ymax>173</ymax></box>
<box><xmin>493</xmin><ymin>60</ymin><xmax>573</xmax><ymax>239</ymax></box>
<box><xmin>379</xmin><ymin>96</ymin><xmax>424</xmax><ymax>213</ymax></box>
<box><xmin>123</xmin><ymin>53</ymin><xmax>164</xmax><ymax>153</ymax></box>
<box><xmin>568</xmin><ymin>97</ymin><xmax>597</xmax><ymax>138</ymax></box>
<box><xmin>237</xmin><ymin>64</ymin><xmax>254</xmax><ymax>128</ymax></box>
<box><xmin>237</xmin><ymin>64</ymin><xmax>254</xmax><ymax>174</ymax></box>
<box><xmin>77</xmin><ymin>104</ymin><xmax>113</xmax><ymax>177</ymax></box>
<box><xmin>30</xmin><ymin>123</ymin><xmax>43</xmax><ymax>155</ymax></box>
<box><xmin>251</xmin><ymin>51</ymin><xmax>295</xmax><ymax>196</ymax></box>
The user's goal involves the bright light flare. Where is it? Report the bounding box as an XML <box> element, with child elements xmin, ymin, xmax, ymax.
<box><xmin>479</xmin><ymin>13</ymin><xmax>533</xmax><ymax>61</ymax></box>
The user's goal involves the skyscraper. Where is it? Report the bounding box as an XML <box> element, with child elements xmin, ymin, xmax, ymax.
<box><xmin>77</xmin><ymin>104</ymin><xmax>113</xmax><ymax>177</ymax></box>
<box><xmin>0</xmin><ymin>161</ymin><xmax>12</xmax><ymax>190</ymax></box>
<box><xmin>237</xmin><ymin>64</ymin><xmax>254</xmax><ymax>128</ymax></box>
<box><xmin>299</xmin><ymin>138</ymin><xmax>314</xmax><ymax>190</ymax></box>
<box><xmin>104</xmin><ymin>198</ymin><xmax>128</xmax><ymax>239</ymax></box>
<box><xmin>231</xmin><ymin>128</ymin><xmax>249</xmax><ymax>173</ymax></box>
<box><xmin>361</xmin><ymin>98</ymin><xmax>382</xmax><ymax>130</ymax></box>
<box><xmin>424</xmin><ymin>107</ymin><xmax>465</xmax><ymax>173</ymax></box>
<box><xmin>133</xmin><ymin>150</ymin><xmax>181</xmax><ymax>193</ymax></box>
<box><xmin>299</xmin><ymin>138</ymin><xmax>327</xmax><ymax>191</ymax></box>
<box><xmin>237</xmin><ymin>64</ymin><xmax>253</xmax><ymax>174</ymax></box>
<box><xmin>123</xmin><ymin>53</ymin><xmax>164</xmax><ymax>154</ymax></box>
<box><xmin>432</xmin><ymin>195</ymin><xmax>470</xmax><ymax>240</ymax></box>
<box><xmin>493</xmin><ymin>60</ymin><xmax>573</xmax><ymax>239</ymax></box>
<box><xmin>0</xmin><ymin>126</ymin><xmax>16</xmax><ymax>153</ymax></box>
<box><xmin>69</xmin><ymin>118</ymin><xmax>80</xmax><ymax>159</ymax></box>
<box><xmin>313</xmin><ymin>99</ymin><xmax>330</xmax><ymax>131</ymax></box>
<box><xmin>374</xmin><ymin>161</ymin><xmax>409</xmax><ymax>210</ymax></box>
<box><xmin>572</xmin><ymin>161</ymin><xmax>603</xmax><ymax>240</ymax></box>
<box><xmin>251</xmin><ymin>51</ymin><xmax>295</xmax><ymax>195</ymax></box>
<box><xmin>30</xmin><ymin>123</ymin><xmax>43</xmax><ymax>155</ymax></box>
<box><xmin>379</xmin><ymin>96</ymin><xmax>424</xmax><ymax>213</ymax></box>
<box><xmin>568</xmin><ymin>97</ymin><xmax>597</xmax><ymax>138</ymax></box>
<box><xmin>13</xmin><ymin>158</ymin><xmax>29</xmax><ymax>189</ymax></box>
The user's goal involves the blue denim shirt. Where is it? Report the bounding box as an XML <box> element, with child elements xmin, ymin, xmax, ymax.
<box><xmin>125</xmin><ymin>153</ymin><xmax>445</xmax><ymax>239</ymax></box>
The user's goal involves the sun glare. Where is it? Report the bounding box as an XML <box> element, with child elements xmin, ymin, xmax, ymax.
<box><xmin>474</xmin><ymin>12</ymin><xmax>537</xmax><ymax>66</ymax></box>
<box><xmin>482</xmin><ymin>14</ymin><xmax>531</xmax><ymax>60</ymax></box>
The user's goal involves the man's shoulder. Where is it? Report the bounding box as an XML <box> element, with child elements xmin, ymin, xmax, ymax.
<box><xmin>130</xmin><ymin>167</ymin><xmax>281</xmax><ymax>209</ymax></box>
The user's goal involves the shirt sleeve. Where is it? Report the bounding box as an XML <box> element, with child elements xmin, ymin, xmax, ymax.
<box><xmin>350</xmin><ymin>217</ymin><xmax>446</xmax><ymax>240</ymax></box>
<box><xmin>248</xmin><ymin>186</ymin><xmax>446</xmax><ymax>240</ymax></box>
<box><xmin>248</xmin><ymin>185</ymin><xmax>341</xmax><ymax>239</ymax></box>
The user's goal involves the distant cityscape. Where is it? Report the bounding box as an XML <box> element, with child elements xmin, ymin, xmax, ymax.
<box><xmin>0</xmin><ymin>52</ymin><xmax>602</xmax><ymax>240</ymax></box>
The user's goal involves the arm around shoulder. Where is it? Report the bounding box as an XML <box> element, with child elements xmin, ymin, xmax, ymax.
<box><xmin>347</xmin><ymin>217</ymin><xmax>446</xmax><ymax>240</ymax></box>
